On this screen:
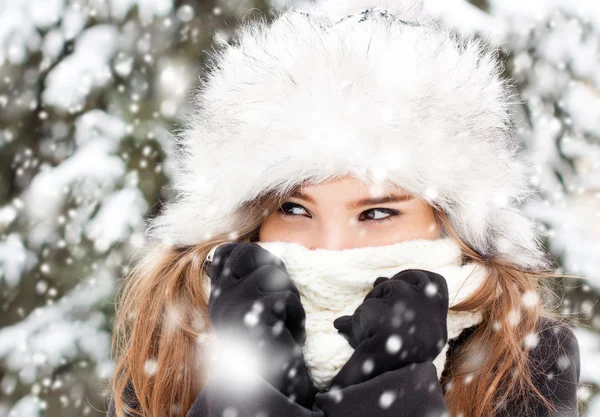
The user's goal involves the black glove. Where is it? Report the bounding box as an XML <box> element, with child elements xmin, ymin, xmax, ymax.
<box><xmin>330</xmin><ymin>269</ymin><xmax>449</xmax><ymax>389</ymax></box>
<box><xmin>207</xmin><ymin>242</ymin><xmax>318</xmax><ymax>408</ymax></box>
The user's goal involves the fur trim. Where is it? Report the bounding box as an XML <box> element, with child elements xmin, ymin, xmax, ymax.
<box><xmin>293</xmin><ymin>0</ymin><xmax>430</xmax><ymax>23</ymax></box>
<box><xmin>147</xmin><ymin>0</ymin><xmax>553</xmax><ymax>271</ymax></box>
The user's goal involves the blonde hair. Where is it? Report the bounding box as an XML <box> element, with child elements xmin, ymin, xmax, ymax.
<box><xmin>108</xmin><ymin>184</ymin><xmax>583</xmax><ymax>417</ymax></box>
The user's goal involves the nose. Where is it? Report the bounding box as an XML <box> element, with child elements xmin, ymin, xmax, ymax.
<box><xmin>307</xmin><ymin>225</ymin><xmax>361</xmax><ymax>251</ymax></box>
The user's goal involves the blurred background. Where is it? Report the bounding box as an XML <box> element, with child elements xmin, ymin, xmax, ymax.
<box><xmin>0</xmin><ymin>0</ymin><xmax>599</xmax><ymax>415</ymax></box>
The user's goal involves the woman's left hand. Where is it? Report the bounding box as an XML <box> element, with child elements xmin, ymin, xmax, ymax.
<box><xmin>330</xmin><ymin>269</ymin><xmax>449</xmax><ymax>390</ymax></box>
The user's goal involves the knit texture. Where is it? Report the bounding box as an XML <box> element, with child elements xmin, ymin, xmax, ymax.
<box><xmin>207</xmin><ymin>237</ymin><xmax>489</xmax><ymax>390</ymax></box>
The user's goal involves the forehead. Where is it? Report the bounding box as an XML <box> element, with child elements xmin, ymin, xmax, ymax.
<box><xmin>291</xmin><ymin>176</ymin><xmax>410</xmax><ymax>196</ymax></box>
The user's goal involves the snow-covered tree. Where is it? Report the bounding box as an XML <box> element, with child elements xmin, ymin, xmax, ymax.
<box><xmin>0</xmin><ymin>0</ymin><xmax>598</xmax><ymax>416</ymax></box>
<box><xmin>0</xmin><ymin>1</ymin><xmax>266</xmax><ymax>415</ymax></box>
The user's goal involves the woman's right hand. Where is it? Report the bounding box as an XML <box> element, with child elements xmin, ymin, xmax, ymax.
<box><xmin>329</xmin><ymin>269</ymin><xmax>449</xmax><ymax>390</ymax></box>
<box><xmin>207</xmin><ymin>241</ymin><xmax>317</xmax><ymax>407</ymax></box>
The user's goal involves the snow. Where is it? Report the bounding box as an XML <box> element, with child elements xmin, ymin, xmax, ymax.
<box><xmin>206</xmin><ymin>330</ymin><xmax>266</xmax><ymax>394</ymax></box>
<box><xmin>589</xmin><ymin>395</ymin><xmax>600</xmax><ymax>417</ymax></box>
<box><xmin>562</xmin><ymin>82</ymin><xmax>600</xmax><ymax>137</ymax></box>
<box><xmin>0</xmin><ymin>0</ymin><xmax>186</xmax><ymax>414</ymax></box>
<box><xmin>27</xmin><ymin>0</ymin><xmax>65</xmax><ymax>29</ymax></box>
<box><xmin>61</xmin><ymin>4</ymin><xmax>89</xmax><ymax>41</ymax></box>
<box><xmin>42</xmin><ymin>25</ymin><xmax>119</xmax><ymax>112</ymax></box>
<box><xmin>424</xmin><ymin>0</ymin><xmax>508</xmax><ymax>42</ymax></box>
<box><xmin>573</xmin><ymin>328</ymin><xmax>600</xmax><ymax>385</ymax></box>
<box><xmin>84</xmin><ymin>186</ymin><xmax>149</xmax><ymax>253</ymax></box>
<box><xmin>109</xmin><ymin>0</ymin><xmax>173</xmax><ymax>23</ymax></box>
<box><xmin>0</xmin><ymin>2</ymin><xmax>43</xmax><ymax>65</ymax></box>
<box><xmin>2</xmin><ymin>0</ymin><xmax>600</xmax><ymax>415</ymax></box>
<box><xmin>379</xmin><ymin>390</ymin><xmax>397</xmax><ymax>409</ymax></box>
<box><xmin>0</xmin><ymin>269</ymin><xmax>115</xmax><ymax>384</ymax></box>
<box><xmin>0</xmin><ymin>233</ymin><xmax>37</xmax><ymax>288</ymax></box>
<box><xmin>0</xmin><ymin>204</ymin><xmax>19</xmax><ymax>229</ymax></box>
<box><xmin>0</xmin><ymin>0</ymin><xmax>64</xmax><ymax>65</ymax></box>
<box><xmin>22</xmin><ymin>110</ymin><xmax>127</xmax><ymax>249</ymax></box>
<box><xmin>489</xmin><ymin>0</ymin><xmax>600</xmax><ymax>31</ymax></box>
<box><xmin>41</xmin><ymin>29</ymin><xmax>65</xmax><ymax>61</ymax></box>
<box><xmin>6</xmin><ymin>395</ymin><xmax>43</xmax><ymax>417</ymax></box>
<box><xmin>524</xmin><ymin>199</ymin><xmax>600</xmax><ymax>291</ymax></box>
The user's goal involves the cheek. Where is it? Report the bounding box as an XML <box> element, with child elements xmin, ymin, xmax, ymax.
<box><xmin>387</xmin><ymin>206</ymin><xmax>440</xmax><ymax>240</ymax></box>
<box><xmin>258</xmin><ymin>213</ymin><xmax>297</xmax><ymax>241</ymax></box>
<box><xmin>407</xmin><ymin>206</ymin><xmax>441</xmax><ymax>238</ymax></box>
<box><xmin>257</xmin><ymin>216</ymin><xmax>274</xmax><ymax>241</ymax></box>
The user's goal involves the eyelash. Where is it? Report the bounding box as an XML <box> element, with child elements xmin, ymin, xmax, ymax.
<box><xmin>278</xmin><ymin>202</ymin><xmax>400</xmax><ymax>223</ymax></box>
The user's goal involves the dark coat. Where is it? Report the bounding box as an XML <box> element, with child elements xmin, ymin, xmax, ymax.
<box><xmin>107</xmin><ymin>316</ymin><xmax>581</xmax><ymax>417</ymax></box>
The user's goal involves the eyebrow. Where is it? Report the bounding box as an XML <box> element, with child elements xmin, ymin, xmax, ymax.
<box><xmin>289</xmin><ymin>191</ymin><xmax>414</xmax><ymax>209</ymax></box>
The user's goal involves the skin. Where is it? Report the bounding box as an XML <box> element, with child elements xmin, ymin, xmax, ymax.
<box><xmin>258</xmin><ymin>175</ymin><xmax>441</xmax><ymax>249</ymax></box>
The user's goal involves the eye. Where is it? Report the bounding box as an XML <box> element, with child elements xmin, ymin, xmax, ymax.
<box><xmin>359</xmin><ymin>208</ymin><xmax>400</xmax><ymax>223</ymax></box>
<box><xmin>279</xmin><ymin>203</ymin><xmax>400</xmax><ymax>224</ymax></box>
<box><xmin>279</xmin><ymin>202</ymin><xmax>311</xmax><ymax>217</ymax></box>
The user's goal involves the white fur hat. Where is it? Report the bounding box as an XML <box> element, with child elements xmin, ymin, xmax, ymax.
<box><xmin>147</xmin><ymin>0</ymin><xmax>553</xmax><ymax>271</ymax></box>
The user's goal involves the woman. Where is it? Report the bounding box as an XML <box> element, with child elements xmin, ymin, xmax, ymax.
<box><xmin>107</xmin><ymin>1</ymin><xmax>582</xmax><ymax>416</ymax></box>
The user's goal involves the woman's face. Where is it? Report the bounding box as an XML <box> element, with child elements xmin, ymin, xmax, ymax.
<box><xmin>258</xmin><ymin>176</ymin><xmax>442</xmax><ymax>250</ymax></box>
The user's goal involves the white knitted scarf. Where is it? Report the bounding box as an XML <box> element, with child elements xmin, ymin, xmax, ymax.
<box><xmin>251</xmin><ymin>237</ymin><xmax>489</xmax><ymax>390</ymax></box>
